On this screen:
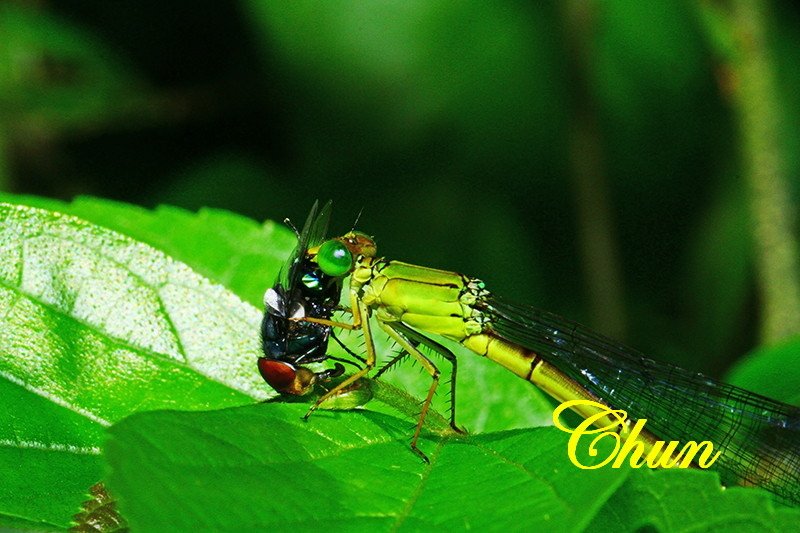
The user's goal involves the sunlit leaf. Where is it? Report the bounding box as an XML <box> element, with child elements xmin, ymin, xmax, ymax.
<box><xmin>0</xmin><ymin>202</ymin><xmax>265</xmax><ymax>527</ymax></box>
<box><xmin>0</xmin><ymin>193</ymin><xmax>296</xmax><ymax>307</ymax></box>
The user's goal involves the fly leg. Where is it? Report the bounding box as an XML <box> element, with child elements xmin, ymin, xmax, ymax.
<box><xmin>303</xmin><ymin>297</ymin><xmax>375</xmax><ymax>418</ymax></box>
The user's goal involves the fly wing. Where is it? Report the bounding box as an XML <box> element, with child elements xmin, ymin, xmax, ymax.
<box><xmin>486</xmin><ymin>295</ymin><xmax>800</xmax><ymax>505</ymax></box>
<box><xmin>278</xmin><ymin>200</ymin><xmax>332</xmax><ymax>293</ymax></box>
<box><xmin>264</xmin><ymin>200</ymin><xmax>334</xmax><ymax>363</ymax></box>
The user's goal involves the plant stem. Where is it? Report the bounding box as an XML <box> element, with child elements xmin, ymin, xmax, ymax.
<box><xmin>727</xmin><ymin>0</ymin><xmax>800</xmax><ymax>343</ymax></box>
<box><xmin>562</xmin><ymin>0</ymin><xmax>627</xmax><ymax>340</ymax></box>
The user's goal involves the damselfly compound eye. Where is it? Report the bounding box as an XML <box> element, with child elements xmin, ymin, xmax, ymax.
<box><xmin>317</xmin><ymin>239</ymin><xmax>352</xmax><ymax>277</ymax></box>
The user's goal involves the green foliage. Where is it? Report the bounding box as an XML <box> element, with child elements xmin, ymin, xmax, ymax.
<box><xmin>727</xmin><ymin>336</ymin><xmax>800</xmax><ymax>405</ymax></box>
<box><xmin>0</xmin><ymin>193</ymin><xmax>554</xmax><ymax>434</ymax></box>
<box><xmin>1</xmin><ymin>196</ymin><xmax>797</xmax><ymax>532</ymax></box>
<box><xmin>0</xmin><ymin>193</ymin><xmax>295</xmax><ymax>307</ymax></box>
<box><xmin>105</xmin><ymin>403</ymin><xmax>627</xmax><ymax>532</ymax></box>
<box><xmin>0</xmin><ymin>3</ymin><xmax>147</xmax><ymax>131</ymax></box>
<box><xmin>0</xmin><ymin>199</ymin><xmax>268</xmax><ymax>528</ymax></box>
<box><xmin>104</xmin><ymin>403</ymin><xmax>799</xmax><ymax>532</ymax></box>
<box><xmin>587</xmin><ymin>469</ymin><xmax>800</xmax><ymax>533</ymax></box>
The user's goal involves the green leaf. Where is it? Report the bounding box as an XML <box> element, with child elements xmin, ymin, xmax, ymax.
<box><xmin>0</xmin><ymin>443</ymin><xmax>102</xmax><ymax>531</ymax></box>
<box><xmin>726</xmin><ymin>336</ymin><xmax>800</xmax><ymax>405</ymax></box>
<box><xmin>0</xmin><ymin>193</ymin><xmax>296</xmax><ymax>307</ymax></box>
<box><xmin>0</xmin><ymin>195</ymin><xmax>550</xmax><ymax>527</ymax></box>
<box><xmin>0</xmin><ymin>202</ymin><xmax>268</xmax><ymax>527</ymax></box>
<box><xmin>105</xmin><ymin>403</ymin><xmax>629</xmax><ymax>532</ymax></box>
<box><xmin>589</xmin><ymin>469</ymin><xmax>800</xmax><ymax>532</ymax></box>
<box><xmin>0</xmin><ymin>513</ymin><xmax>63</xmax><ymax>532</ymax></box>
<box><xmin>0</xmin><ymin>377</ymin><xmax>104</xmax><ymax>527</ymax></box>
<box><xmin>107</xmin><ymin>404</ymin><xmax>800</xmax><ymax>531</ymax></box>
<box><xmin>7</xmin><ymin>196</ymin><xmax>794</xmax><ymax>530</ymax></box>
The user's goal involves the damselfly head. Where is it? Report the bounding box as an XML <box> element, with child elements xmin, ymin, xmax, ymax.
<box><xmin>341</xmin><ymin>231</ymin><xmax>377</xmax><ymax>258</ymax></box>
<box><xmin>307</xmin><ymin>231</ymin><xmax>376</xmax><ymax>278</ymax></box>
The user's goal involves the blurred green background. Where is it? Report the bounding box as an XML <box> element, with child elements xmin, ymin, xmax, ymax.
<box><xmin>2</xmin><ymin>0</ymin><xmax>799</xmax><ymax>379</ymax></box>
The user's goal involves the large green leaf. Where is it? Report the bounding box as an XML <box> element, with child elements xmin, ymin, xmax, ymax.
<box><xmin>105</xmin><ymin>403</ymin><xmax>628</xmax><ymax>532</ymax></box>
<box><xmin>589</xmin><ymin>469</ymin><xmax>800</xmax><ymax>532</ymax></box>
<box><xmin>0</xmin><ymin>193</ymin><xmax>296</xmax><ymax>308</ymax></box>
<box><xmin>106</xmin><ymin>403</ymin><xmax>800</xmax><ymax>532</ymax></box>
<box><xmin>0</xmin><ymin>197</ymin><xmax>548</xmax><ymax>528</ymax></box>
<box><xmin>726</xmin><ymin>336</ymin><xmax>800</xmax><ymax>405</ymax></box>
<box><xmin>3</xmin><ymin>196</ymin><xmax>797</xmax><ymax>531</ymax></box>
<box><xmin>0</xmin><ymin>202</ymin><xmax>266</xmax><ymax>527</ymax></box>
<box><xmin>0</xmin><ymin>378</ymin><xmax>104</xmax><ymax>528</ymax></box>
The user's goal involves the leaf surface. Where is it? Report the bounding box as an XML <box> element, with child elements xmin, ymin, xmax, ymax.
<box><xmin>0</xmin><ymin>193</ymin><xmax>554</xmax><ymax>433</ymax></box>
<box><xmin>3</xmin><ymin>196</ymin><xmax>797</xmax><ymax>531</ymax></box>
<box><xmin>105</xmin><ymin>403</ymin><xmax>628</xmax><ymax>532</ymax></box>
<box><xmin>106</xmin><ymin>403</ymin><xmax>800</xmax><ymax>532</ymax></box>
<box><xmin>0</xmin><ymin>194</ymin><xmax>295</xmax><ymax>307</ymax></box>
<box><xmin>589</xmin><ymin>468</ymin><xmax>800</xmax><ymax>532</ymax></box>
<box><xmin>0</xmin><ymin>202</ymin><xmax>265</xmax><ymax>526</ymax></box>
<box><xmin>727</xmin><ymin>336</ymin><xmax>800</xmax><ymax>405</ymax></box>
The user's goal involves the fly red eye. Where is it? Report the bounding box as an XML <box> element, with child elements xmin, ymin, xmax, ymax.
<box><xmin>258</xmin><ymin>358</ymin><xmax>297</xmax><ymax>393</ymax></box>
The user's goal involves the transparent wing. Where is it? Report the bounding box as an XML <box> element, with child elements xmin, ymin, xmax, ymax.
<box><xmin>278</xmin><ymin>200</ymin><xmax>332</xmax><ymax>292</ymax></box>
<box><xmin>486</xmin><ymin>296</ymin><xmax>800</xmax><ymax>505</ymax></box>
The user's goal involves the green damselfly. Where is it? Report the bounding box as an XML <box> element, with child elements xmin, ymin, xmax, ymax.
<box><xmin>260</xmin><ymin>205</ymin><xmax>800</xmax><ymax>506</ymax></box>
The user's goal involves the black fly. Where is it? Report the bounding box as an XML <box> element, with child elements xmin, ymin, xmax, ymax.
<box><xmin>258</xmin><ymin>201</ymin><xmax>360</xmax><ymax>395</ymax></box>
